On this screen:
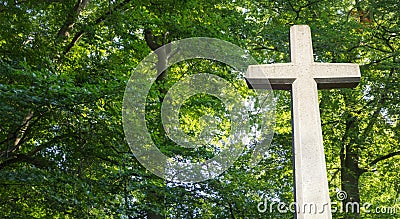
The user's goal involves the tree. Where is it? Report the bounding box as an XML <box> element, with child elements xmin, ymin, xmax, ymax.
<box><xmin>0</xmin><ymin>0</ymin><xmax>399</xmax><ymax>218</ymax></box>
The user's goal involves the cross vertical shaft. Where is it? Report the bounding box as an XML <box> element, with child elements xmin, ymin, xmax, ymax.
<box><xmin>290</xmin><ymin>25</ymin><xmax>313</xmax><ymax>64</ymax></box>
<box><xmin>290</xmin><ymin>25</ymin><xmax>331</xmax><ymax>219</ymax></box>
<box><xmin>292</xmin><ymin>77</ymin><xmax>331</xmax><ymax>218</ymax></box>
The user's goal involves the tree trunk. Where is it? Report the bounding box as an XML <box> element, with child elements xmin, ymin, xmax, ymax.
<box><xmin>143</xmin><ymin>28</ymin><xmax>170</xmax><ymax>219</ymax></box>
<box><xmin>340</xmin><ymin>143</ymin><xmax>362</xmax><ymax>218</ymax></box>
<box><xmin>147</xmin><ymin>212</ymin><xmax>164</xmax><ymax>219</ymax></box>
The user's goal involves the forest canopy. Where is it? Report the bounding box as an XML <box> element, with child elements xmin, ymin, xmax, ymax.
<box><xmin>0</xmin><ymin>0</ymin><xmax>399</xmax><ymax>218</ymax></box>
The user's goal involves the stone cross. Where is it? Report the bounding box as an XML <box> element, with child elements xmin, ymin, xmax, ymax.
<box><xmin>246</xmin><ymin>25</ymin><xmax>360</xmax><ymax>218</ymax></box>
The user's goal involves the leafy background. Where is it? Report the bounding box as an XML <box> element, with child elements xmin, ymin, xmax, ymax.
<box><xmin>0</xmin><ymin>0</ymin><xmax>399</xmax><ymax>218</ymax></box>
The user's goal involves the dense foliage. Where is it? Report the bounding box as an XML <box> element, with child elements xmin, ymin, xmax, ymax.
<box><xmin>0</xmin><ymin>0</ymin><xmax>399</xmax><ymax>218</ymax></box>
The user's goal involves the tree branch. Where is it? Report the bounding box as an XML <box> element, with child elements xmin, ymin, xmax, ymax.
<box><xmin>251</xmin><ymin>45</ymin><xmax>277</xmax><ymax>51</ymax></box>
<box><xmin>144</xmin><ymin>29</ymin><xmax>162</xmax><ymax>51</ymax></box>
<box><xmin>12</xmin><ymin>111</ymin><xmax>34</xmax><ymax>148</ymax></box>
<box><xmin>369</xmin><ymin>151</ymin><xmax>400</xmax><ymax>167</ymax></box>
<box><xmin>359</xmin><ymin>68</ymin><xmax>394</xmax><ymax>141</ymax></box>
<box><xmin>0</xmin><ymin>131</ymin><xmax>76</xmax><ymax>170</ymax></box>
<box><xmin>57</xmin><ymin>0</ymin><xmax>90</xmax><ymax>39</ymax></box>
<box><xmin>228</xmin><ymin>202</ymin><xmax>236</xmax><ymax>219</ymax></box>
<box><xmin>63</xmin><ymin>30</ymin><xmax>84</xmax><ymax>55</ymax></box>
<box><xmin>0</xmin><ymin>154</ymin><xmax>50</xmax><ymax>170</ymax></box>
<box><xmin>62</xmin><ymin>0</ymin><xmax>132</xmax><ymax>54</ymax></box>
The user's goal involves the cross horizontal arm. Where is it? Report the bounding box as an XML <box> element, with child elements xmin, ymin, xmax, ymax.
<box><xmin>246</xmin><ymin>63</ymin><xmax>360</xmax><ymax>90</ymax></box>
<box><xmin>312</xmin><ymin>63</ymin><xmax>361</xmax><ymax>89</ymax></box>
<box><xmin>246</xmin><ymin>63</ymin><xmax>297</xmax><ymax>90</ymax></box>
